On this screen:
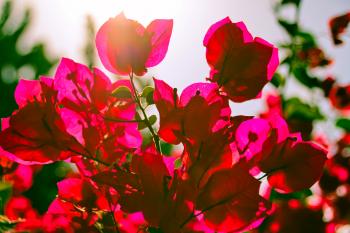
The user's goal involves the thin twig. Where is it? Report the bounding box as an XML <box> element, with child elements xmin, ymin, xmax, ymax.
<box><xmin>129</xmin><ymin>72</ymin><xmax>162</xmax><ymax>153</ymax></box>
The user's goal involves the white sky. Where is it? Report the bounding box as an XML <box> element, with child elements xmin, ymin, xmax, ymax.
<box><xmin>6</xmin><ymin>0</ymin><xmax>350</xmax><ymax>116</ymax></box>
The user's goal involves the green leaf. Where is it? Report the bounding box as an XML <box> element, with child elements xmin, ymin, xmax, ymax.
<box><xmin>141</xmin><ymin>86</ymin><xmax>154</xmax><ymax>105</ymax></box>
<box><xmin>297</xmin><ymin>31</ymin><xmax>317</xmax><ymax>48</ymax></box>
<box><xmin>336</xmin><ymin>118</ymin><xmax>350</xmax><ymax>133</ymax></box>
<box><xmin>283</xmin><ymin>97</ymin><xmax>324</xmax><ymax>121</ymax></box>
<box><xmin>111</xmin><ymin>86</ymin><xmax>132</xmax><ymax>99</ymax></box>
<box><xmin>148</xmin><ymin>115</ymin><xmax>157</xmax><ymax>125</ymax></box>
<box><xmin>160</xmin><ymin>141</ymin><xmax>173</xmax><ymax>156</ymax></box>
<box><xmin>138</xmin><ymin>115</ymin><xmax>157</xmax><ymax>130</ymax></box>
<box><xmin>292</xmin><ymin>66</ymin><xmax>321</xmax><ymax>88</ymax></box>
<box><xmin>0</xmin><ymin>182</ymin><xmax>12</xmax><ymax>213</ymax></box>
<box><xmin>271</xmin><ymin>72</ymin><xmax>285</xmax><ymax>88</ymax></box>
<box><xmin>270</xmin><ymin>188</ymin><xmax>312</xmax><ymax>201</ymax></box>
<box><xmin>174</xmin><ymin>158</ymin><xmax>182</xmax><ymax>169</ymax></box>
<box><xmin>278</xmin><ymin>19</ymin><xmax>298</xmax><ymax>36</ymax></box>
<box><xmin>281</xmin><ymin>0</ymin><xmax>301</xmax><ymax>7</ymax></box>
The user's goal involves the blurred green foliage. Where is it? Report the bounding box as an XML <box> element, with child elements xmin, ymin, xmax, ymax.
<box><xmin>0</xmin><ymin>0</ymin><xmax>72</xmax><ymax>216</ymax></box>
<box><xmin>0</xmin><ymin>0</ymin><xmax>56</xmax><ymax>118</ymax></box>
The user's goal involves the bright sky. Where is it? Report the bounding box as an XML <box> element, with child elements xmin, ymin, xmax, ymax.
<box><xmin>8</xmin><ymin>0</ymin><xmax>350</xmax><ymax>115</ymax></box>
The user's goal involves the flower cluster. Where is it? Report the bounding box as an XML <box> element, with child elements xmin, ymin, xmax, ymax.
<box><xmin>0</xmin><ymin>13</ymin><xmax>328</xmax><ymax>233</ymax></box>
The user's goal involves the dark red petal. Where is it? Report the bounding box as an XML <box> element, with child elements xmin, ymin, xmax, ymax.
<box><xmin>329</xmin><ymin>12</ymin><xmax>350</xmax><ymax>45</ymax></box>
<box><xmin>204</xmin><ymin>18</ymin><xmax>279</xmax><ymax>102</ymax></box>
<box><xmin>196</xmin><ymin>163</ymin><xmax>271</xmax><ymax>232</ymax></box>
<box><xmin>264</xmin><ymin>141</ymin><xmax>328</xmax><ymax>193</ymax></box>
<box><xmin>153</xmin><ymin>78</ymin><xmax>181</xmax><ymax>144</ymax></box>
<box><xmin>131</xmin><ymin>152</ymin><xmax>170</xmax><ymax>226</ymax></box>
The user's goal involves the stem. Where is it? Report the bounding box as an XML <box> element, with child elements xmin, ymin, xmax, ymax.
<box><xmin>107</xmin><ymin>193</ymin><xmax>120</xmax><ymax>233</ymax></box>
<box><xmin>67</xmin><ymin>147</ymin><xmax>110</xmax><ymax>166</ymax></box>
<box><xmin>179</xmin><ymin>195</ymin><xmax>232</xmax><ymax>229</ymax></box>
<box><xmin>104</xmin><ymin>116</ymin><xmax>144</xmax><ymax>123</ymax></box>
<box><xmin>288</xmin><ymin>5</ymin><xmax>301</xmax><ymax>77</ymax></box>
<box><xmin>129</xmin><ymin>72</ymin><xmax>162</xmax><ymax>153</ymax></box>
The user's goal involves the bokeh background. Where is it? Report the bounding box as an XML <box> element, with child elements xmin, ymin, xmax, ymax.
<box><xmin>4</xmin><ymin>0</ymin><xmax>350</xmax><ymax>113</ymax></box>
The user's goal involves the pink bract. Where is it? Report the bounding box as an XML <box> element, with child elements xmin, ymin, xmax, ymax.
<box><xmin>96</xmin><ymin>13</ymin><xmax>173</xmax><ymax>76</ymax></box>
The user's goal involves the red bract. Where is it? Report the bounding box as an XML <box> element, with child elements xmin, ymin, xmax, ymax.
<box><xmin>297</xmin><ymin>47</ymin><xmax>332</xmax><ymax>68</ymax></box>
<box><xmin>196</xmin><ymin>163</ymin><xmax>271</xmax><ymax>232</ymax></box>
<box><xmin>54</xmin><ymin>58</ymin><xmax>141</xmax><ymax>163</ymax></box>
<box><xmin>258</xmin><ymin>201</ymin><xmax>326</xmax><ymax>233</ymax></box>
<box><xmin>57</xmin><ymin>177</ymin><xmax>109</xmax><ymax>210</ymax></box>
<box><xmin>114</xmin><ymin>211</ymin><xmax>147</xmax><ymax>233</ymax></box>
<box><xmin>4</xmin><ymin>164</ymin><xmax>33</xmax><ymax>193</ymax></box>
<box><xmin>0</xmin><ymin>153</ymin><xmax>17</xmax><ymax>175</ymax></box>
<box><xmin>235</xmin><ymin>116</ymin><xmax>327</xmax><ymax>193</ymax></box>
<box><xmin>329</xmin><ymin>84</ymin><xmax>350</xmax><ymax>112</ymax></box>
<box><xmin>184</xmin><ymin>127</ymin><xmax>235</xmax><ymax>191</ymax></box>
<box><xmin>0</xmin><ymin>78</ymin><xmax>83</xmax><ymax>164</ymax></box>
<box><xmin>5</xmin><ymin>196</ymin><xmax>42</xmax><ymax>232</ymax></box>
<box><xmin>329</xmin><ymin>12</ymin><xmax>350</xmax><ymax>45</ymax></box>
<box><xmin>96</xmin><ymin>13</ymin><xmax>173</xmax><ymax>76</ymax></box>
<box><xmin>260</xmin><ymin>138</ymin><xmax>327</xmax><ymax>193</ymax></box>
<box><xmin>204</xmin><ymin>17</ymin><xmax>279</xmax><ymax>102</ymax></box>
<box><xmin>154</xmin><ymin>78</ymin><xmax>230</xmax><ymax>144</ymax></box>
<box><xmin>43</xmin><ymin>199</ymin><xmax>99</xmax><ymax>233</ymax></box>
<box><xmin>93</xmin><ymin>151</ymin><xmax>171</xmax><ymax>226</ymax></box>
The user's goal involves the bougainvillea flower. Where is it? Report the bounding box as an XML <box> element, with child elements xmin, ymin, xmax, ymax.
<box><xmin>235</xmin><ymin>115</ymin><xmax>290</xmax><ymax>164</ymax></box>
<box><xmin>5</xmin><ymin>196</ymin><xmax>42</xmax><ymax>232</ymax></box>
<box><xmin>154</xmin><ymin>78</ymin><xmax>230</xmax><ymax>144</ymax></box>
<box><xmin>54</xmin><ymin>58</ymin><xmax>112</xmax><ymax>113</ymax></box>
<box><xmin>321</xmin><ymin>76</ymin><xmax>336</xmax><ymax>97</ymax></box>
<box><xmin>264</xmin><ymin>201</ymin><xmax>326</xmax><ymax>233</ymax></box>
<box><xmin>93</xmin><ymin>151</ymin><xmax>170</xmax><ymax>226</ymax></box>
<box><xmin>204</xmin><ymin>17</ymin><xmax>279</xmax><ymax>102</ymax></box>
<box><xmin>329</xmin><ymin>12</ymin><xmax>350</xmax><ymax>45</ymax></box>
<box><xmin>53</xmin><ymin>58</ymin><xmax>142</xmax><ymax>160</ymax></box>
<box><xmin>297</xmin><ymin>47</ymin><xmax>332</xmax><ymax>68</ymax></box>
<box><xmin>4</xmin><ymin>164</ymin><xmax>33</xmax><ymax>193</ymax></box>
<box><xmin>196</xmin><ymin>163</ymin><xmax>271</xmax><ymax>232</ymax></box>
<box><xmin>258</xmin><ymin>136</ymin><xmax>327</xmax><ymax>193</ymax></box>
<box><xmin>261</xmin><ymin>92</ymin><xmax>283</xmax><ymax>117</ymax></box>
<box><xmin>235</xmin><ymin>118</ymin><xmax>272</xmax><ymax>159</ymax></box>
<box><xmin>93</xmin><ymin>150</ymin><xmax>193</xmax><ymax>232</ymax></box>
<box><xmin>43</xmin><ymin>199</ymin><xmax>99</xmax><ymax>233</ymax></box>
<box><xmin>329</xmin><ymin>84</ymin><xmax>350</xmax><ymax>111</ymax></box>
<box><xmin>57</xmin><ymin>178</ymin><xmax>109</xmax><ymax>210</ymax></box>
<box><xmin>114</xmin><ymin>211</ymin><xmax>147</xmax><ymax>233</ymax></box>
<box><xmin>0</xmin><ymin>152</ymin><xmax>17</xmax><ymax>175</ymax></box>
<box><xmin>96</xmin><ymin>13</ymin><xmax>173</xmax><ymax>76</ymax></box>
<box><xmin>0</xmin><ymin>78</ymin><xmax>84</xmax><ymax>164</ymax></box>
<box><xmin>185</xmin><ymin>127</ymin><xmax>234</xmax><ymax>190</ymax></box>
